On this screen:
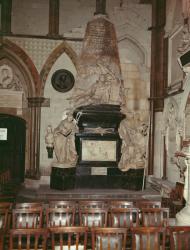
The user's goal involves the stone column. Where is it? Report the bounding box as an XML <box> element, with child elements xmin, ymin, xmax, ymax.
<box><xmin>27</xmin><ymin>97</ymin><xmax>45</xmax><ymax>179</ymax></box>
<box><xmin>175</xmin><ymin>139</ymin><xmax>190</xmax><ymax>225</ymax></box>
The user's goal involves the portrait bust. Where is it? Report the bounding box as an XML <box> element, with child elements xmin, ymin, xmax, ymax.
<box><xmin>51</xmin><ymin>69</ymin><xmax>75</xmax><ymax>93</ymax></box>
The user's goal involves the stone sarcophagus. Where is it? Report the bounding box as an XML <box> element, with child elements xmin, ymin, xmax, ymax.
<box><xmin>74</xmin><ymin>104</ymin><xmax>124</xmax><ymax>168</ymax></box>
<box><xmin>72</xmin><ymin>104</ymin><xmax>144</xmax><ymax>189</ymax></box>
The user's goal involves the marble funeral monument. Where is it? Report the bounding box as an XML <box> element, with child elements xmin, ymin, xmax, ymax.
<box><xmin>50</xmin><ymin>13</ymin><xmax>144</xmax><ymax>190</ymax></box>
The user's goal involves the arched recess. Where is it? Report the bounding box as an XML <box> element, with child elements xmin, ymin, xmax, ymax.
<box><xmin>118</xmin><ymin>35</ymin><xmax>148</xmax><ymax>67</ymax></box>
<box><xmin>40</xmin><ymin>41</ymin><xmax>79</xmax><ymax>96</ymax></box>
<box><xmin>117</xmin><ymin>34</ymin><xmax>150</xmax><ymax>112</ymax></box>
<box><xmin>0</xmin><ymin>38</ymin><xmax>42</xmax><ymax>178</ymax></box>
<box><xmin>1</xmin><ymin>39</ymin><xmax>41</xmax><ymax>95</ymax></box>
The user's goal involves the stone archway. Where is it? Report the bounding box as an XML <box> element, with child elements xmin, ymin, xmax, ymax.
<box><xmin>0</xmin><ymin>38</ymin><xmax>43</xmax><ymax>179</ymax></box>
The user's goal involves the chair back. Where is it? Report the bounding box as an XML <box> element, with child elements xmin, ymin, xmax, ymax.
<box><xmin>109</xmin><ymin>201</ymin><xmax>134</xmax><ymax>208</ymax></box>
<box><xmin>12</xmin><ymin>207</ymin><xmax>43</xmax><ymax>229</ymax></box>
<box><xmin>15</xmin><ymin>202</ymin><xmax>43</xmax><ymax>209</ymax></box>
<box><xmin>46</xmin><ymin>207</ymin><xmax>75</xmax><ymax>227</ymax></box>
<box><xmin>48</xmin><ymin>200</ymin><xmax>77</xmax><ymax>209</ymax></box>
<box><xmin>110</xmin><ymin>208</ymin><xmax>140</xmax><ymax>227</ymax></box>
<box><xmin>49</xmin><ymin>226</ymin><xmax>88</xmax><ymax>250</ymax></box>
<box><xmin>78</xmin><ymin>200</ymin><xmax>108</xmax><ymax>209</ymax></box>
<box><xmin>79</xmin><ymin>208</ymin><xmax>108</xmax><ymax>227</ymax></box>
<box><xmin>137</xmin><ymin>200</ymin><xmax>161</xmax><ymax>208</ymax></box>
<box><xmin>169</xmin><ymin>226</ymin><xmax>190</xmax><ymax>250</ymax></box>
<box><xmin>91</xmin><ymin>227</ymin><xmax>127</xmax><ymax>250</ymax></box>
<box><xmin>131</xmin><ymin>226</ymin><xmax>166</xmax><ymax>250</ymax></box>
<box><xmin>9</xmin><ymin>228</ymin><xmax>47</xmax><ymax>250</ymax></box>
<box><xmin>141</xmin><ymin>208</ymin><xmax>169</xmax><ymax>227</ymax></box>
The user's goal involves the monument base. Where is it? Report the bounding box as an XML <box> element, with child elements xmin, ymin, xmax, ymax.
<box><xmin>50</xmin><ymin>167</ymin><xmax>144</xmax><ymax>191</ymax></box>
<box><xmin>50</xmin><ymin>167</ymin><xmax>76</xmax><ymax>190</ymax></box>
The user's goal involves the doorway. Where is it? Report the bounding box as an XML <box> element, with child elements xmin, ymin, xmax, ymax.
<box><xmin>0</xmin><ymin>114</ymin><xmax>26</xmax><ymax>183</ymax></box>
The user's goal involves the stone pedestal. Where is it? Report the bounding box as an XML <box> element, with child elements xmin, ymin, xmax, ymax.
<box><xmin>50</xmin><ymin>167</ymin><xmax>76</xmax><ymax>190</ymax></box>
<box><xmin>175</xmin><ymin>140</ymin><xmax>190</xmax><ymax>226</ymax></box>
<box><xmin>74</xmin><ymin>104</ymin><xmax>124</xmax><ymax>188</ymax></box>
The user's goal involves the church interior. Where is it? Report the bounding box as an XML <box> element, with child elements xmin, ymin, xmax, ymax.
<box><xmin>1</xmin><ymin>0</ymin><xmax>190</xmax><ymax>249</ymax></box>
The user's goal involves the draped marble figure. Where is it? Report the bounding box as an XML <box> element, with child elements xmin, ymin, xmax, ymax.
<box><xmin>53</xmin><ymin>112</ymin><xmax>78</xmax><ymax>165</ymax></box>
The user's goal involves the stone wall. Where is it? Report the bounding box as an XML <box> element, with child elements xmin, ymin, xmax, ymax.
<box><xmin>154</xmin><ymin>0</ymin><xmax>187</xmax><ymax>184</ymax></box>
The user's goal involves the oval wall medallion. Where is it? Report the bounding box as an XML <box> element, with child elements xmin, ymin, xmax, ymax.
<box><xmin>51</xmin><ymin>69</ymin><xmax>75</xmax><ymax>92</ymax></box>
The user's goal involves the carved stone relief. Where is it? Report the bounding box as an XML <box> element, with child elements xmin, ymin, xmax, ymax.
<box><xmin>163</xmin><ymin>98</ymin><xmax>181</xmax><ymax>163</ymax></box>
<box><xmin>0</xmin><ymin>59</ymin><xmax>27</xmax><ymax>110</ymax></box>
<box><xmin>178</xmin><ymin>24</ymin><xmax>190</xmax><ymax>53</ymax></box>
<box><xmin>69</xmin><ymin>62</ymin><xmax>123</xmax><ymax>109</ymax></box>
<box><xmin>0</xmin><ymin>64</ymin><xmax>23</xmax><ymax>91</ymax></box>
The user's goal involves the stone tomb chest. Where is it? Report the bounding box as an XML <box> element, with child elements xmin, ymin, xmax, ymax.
<box><xmin>73</xmin><ymin>104</ymin><xmax>143</xmax><ymax>189</ymax></box>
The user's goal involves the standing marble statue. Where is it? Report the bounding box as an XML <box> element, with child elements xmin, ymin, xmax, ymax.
<box><xmin>45</xmin><ymin>125</ymin><xmax>54</xmax><ymax>158</ymax></box>
<box><xmin>53</xmin><ymin>112</ymin><xmax>78</xmax><ymax>165</ymax></box>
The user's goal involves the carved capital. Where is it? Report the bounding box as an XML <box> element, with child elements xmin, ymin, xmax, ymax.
<box><xmin>27</xmin><ymin>97</ymin><xmax>46</xmax><ymax>108</ymax></box>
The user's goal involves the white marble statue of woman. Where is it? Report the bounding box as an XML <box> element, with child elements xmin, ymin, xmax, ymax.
<box><xmin>53</xmin><ymin>111</ymin><xmax>78</xmax><ymax>165</ymax></box>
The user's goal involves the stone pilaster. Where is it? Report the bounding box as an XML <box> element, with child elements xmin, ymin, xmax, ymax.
<box><xmin>48</xmin><ymin>0</ymin><xmax>59</xmax><ymax>37</ymax></box>
<box><xmin>175</xmin><ymin>140</ymin><xmax>190</xmax><ymax>225</ymax></box>
<box><xmin>27</xmin><ymin>97</ymin><xmax>45</xmax><ymax>179</ymax></box>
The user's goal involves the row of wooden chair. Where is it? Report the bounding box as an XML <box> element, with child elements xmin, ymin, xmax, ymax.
<box><xmin>0</xmin><ymin>200</ymin><xmax>162</xmax><ymax>209</ymax></box>
<box><xmin>1</xmin><ymin>225</ymin><xmax>190</xmax><ymax>249</ymax></box>
<box><xmin>0</xmin><ymin>205</ymin><xmax>170</xmax><ymax>229</ymax></box>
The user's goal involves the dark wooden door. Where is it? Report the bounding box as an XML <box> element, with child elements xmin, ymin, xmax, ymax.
<box><xmin>0</xmin><ymin>114</ymin><xmax>26</xmax><ymax>183</ymax></box>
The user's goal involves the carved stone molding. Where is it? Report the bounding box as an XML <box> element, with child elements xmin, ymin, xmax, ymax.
<box><xmin>27</xmin><ymin>97</ymin><xmax>46</xmax><ymax>108</ymax></box>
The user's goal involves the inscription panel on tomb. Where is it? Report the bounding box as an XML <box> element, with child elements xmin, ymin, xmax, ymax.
<box><xmin>82</xmin><ymin>140</ymin><xmax>116</xmax><ymax>162</ymax></box>
<box><xmin>91</xmin><ymin>167</ymin><xmax>107</xmax><ymax>175</ymax></box>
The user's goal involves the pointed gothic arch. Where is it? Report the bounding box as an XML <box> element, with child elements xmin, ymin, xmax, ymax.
<box><xmin>0</xmin><ymin>39</ymin><xmax>43</xmax><ymax>179</ymax></box>
<box><xmin>0</xmin><ymin>39</ymin><xmax>41</xmax><ymax>95</ymax></box>
<box><xmin>40</xmin><ymin>41</ymin><xmax>79</xmax><ymax>95</ymax></box>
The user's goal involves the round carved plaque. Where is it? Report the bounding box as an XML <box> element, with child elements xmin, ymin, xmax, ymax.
<box><xmin>51</xmin><ymin>69</ymin><xmax>75</xmax><ymax>92</ymax></box>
